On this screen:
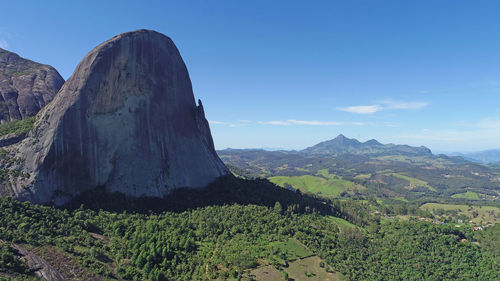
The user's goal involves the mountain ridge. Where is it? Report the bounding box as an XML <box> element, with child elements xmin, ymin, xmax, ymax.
<box><xmin>219</xmin><ymin>134</ymin><xmax>432</xmax><ymax>157</ymax></box>
<box><xmin>301</xmin><ymin>134</ymin><xmax>432</xmax><ymax>156</ymax></box>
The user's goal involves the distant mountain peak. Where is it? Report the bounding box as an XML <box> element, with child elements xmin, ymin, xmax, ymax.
<box><xmin>301</xmin><ymin>135</ymin><xmax>431</xmax><ymax>157</ymax></box>
<box><xmin>331</xmin><ymin>134</ymin><xmax>360</xmax><ymax>144</ymax></box>
<box><xmin>364</xmin><ymin>139</ymin><xmax>382</xmax><ymax>146</ymax></box>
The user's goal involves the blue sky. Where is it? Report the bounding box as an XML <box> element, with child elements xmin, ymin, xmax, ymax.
<box><xmin>2</xmin><ymin>1</ymin><xmax>500</xmax><ymax>152</ymax></box>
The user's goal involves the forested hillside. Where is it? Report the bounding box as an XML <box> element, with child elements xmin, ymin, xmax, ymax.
<box><xmin>1</xmin><ymin>176</ymin><xmax>498</xmax><ymax>280</ymax></box>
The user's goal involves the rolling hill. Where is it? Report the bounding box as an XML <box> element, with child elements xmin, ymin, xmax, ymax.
<box><xmin>218</xmin><ymin>135</ymin><xmax>500</xmax><ymax>205</ymax></box>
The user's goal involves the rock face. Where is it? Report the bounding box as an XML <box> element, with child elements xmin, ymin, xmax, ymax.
<box><xmin>0</xmin><ymin>48</ymin><xmax>64</xmax><ymax>122</ymax></box>
<box><xmin>0</xmin><ymin>30</ymin><xmax>229</xmax><ymax>204</ymax></box>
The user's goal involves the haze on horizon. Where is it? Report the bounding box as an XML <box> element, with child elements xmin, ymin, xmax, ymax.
<box><xmin>2</xmin><ymin>0</ymin><xmax>500</xmax><ymax>152</ymax></box>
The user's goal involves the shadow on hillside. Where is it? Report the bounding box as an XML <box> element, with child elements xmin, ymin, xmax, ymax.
<box><xmin>63</xmin><ymin>175</ymin><xmax>341</xmax><ymax>216</ymax></box>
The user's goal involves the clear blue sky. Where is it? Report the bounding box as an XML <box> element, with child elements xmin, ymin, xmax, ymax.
<box><xmin>2</xmin><ymin>1</ymin><xmax>500</xmax><ymax>152</ymax></box>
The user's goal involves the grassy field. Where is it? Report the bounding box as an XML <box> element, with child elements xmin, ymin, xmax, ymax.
<box><xmin>316</xmin><ymin>169</ymin><xmax>336</xmax><ymax>179</ymax></box>
<box><xmin>246</xmin><ymin>265</ymin><xmax>286</xmax><ymax>281</ymax></box>
<box><xmin>386</xmin><ymin>172</ymin><xmax>437</xmax><ymax>191</ymax></box>
<box><xmin>269</xmin><ymin>238</ymin><xmax>313</xmax><ymax>262</ymax></box>
<box><xmin>354</xmin><ymin>173</ymin><xmax>371</xmax><ymax>180</ymax></box>
<box><xmin>246</xmin><ymin>256</ymin><xmax>339</xmax><ymax>281</ymax></box>
<box><xmin>244</xmin><ymin>239</ymin><xmax>334</xmax><ymax>281</ymax></box>
<box><xmin>420</xmin><ymin>203</ymin><xmax>500</xmax><ymax>224</ymax></box>
<box><xmin>284</xmin><ymin>256</ymin><xmax>339</xmax><ymax>281</ymax></box>
<box><xmin>328</xmin><ymin>216</ymin><xmax>359</xmax><ymax>231</ymax></box>
<box><xmin>451</xmin><ymin>191</ymin><xmax>480</xmax><ymax>200</ymax></box>
<box><xmin>269</xmin><ymin>170</ymin><xmax>365</xmax><ymax>197</ymax></box>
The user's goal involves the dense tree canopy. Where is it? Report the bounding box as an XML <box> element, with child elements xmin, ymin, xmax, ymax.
<box><xmin>0</xmin><ymin>188</ymin><xmax>498</xmax><ymax>280</ymax></box>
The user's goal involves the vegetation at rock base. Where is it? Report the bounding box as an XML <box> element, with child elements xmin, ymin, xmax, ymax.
<box><xmin>0</xmin><ymin>176</ymin><xmax>498</xmax><ymax>280</ymax></box>
<box><xmin>0</xmin><ymin>116</ymin><xmax>36</xmax><ymax>138</ymax></box>
<box><xmin>0</xmin><ymin>243</ymin><xmax>30</xmax><ymax>276</ymax></box>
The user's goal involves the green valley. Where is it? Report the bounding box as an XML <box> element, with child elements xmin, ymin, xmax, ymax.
<box><xmin>269</xmin><ymin>169</ymin><xmax>365</xmax><ymax>197</ymax></box>
<box><xmin>218</xmin><ymin>135</ymin><xmax>500</xmax><ymax>206</ymax></box>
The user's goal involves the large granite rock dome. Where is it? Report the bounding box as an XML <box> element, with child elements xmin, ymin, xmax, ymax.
<box><xmin>0</xmin><ymin>48</ymin><xmax>64</xmax><ymax>122</ymax></box>
<box><xmin>0</xmin><ymin>29</ymin><xmax>229</xmax><ymax>204</ymax></box>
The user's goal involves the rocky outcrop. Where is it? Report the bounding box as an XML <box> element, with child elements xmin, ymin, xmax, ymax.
<box><xmin>0</xmin><ymin>132</ymin><xmax>27</xmax><ymax>147</ymax></box>
<box><xmin>10</xmin><ymin>243</ymin><xmax>66</xmax><ymax>281</ymax></box>
<box><xmin>0</xmin><ymin>48</ymin><xmax>64</xmax><ymax>122</ymax></box>
<box><xmin>0</xmin><ymin>29</ymin><xmax>229</xmax><ymax>204</ymax></box>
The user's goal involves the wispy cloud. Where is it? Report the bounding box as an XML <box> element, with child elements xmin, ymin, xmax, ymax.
<box><xmin>0</xmin><ymin>39</ymin><xmax>8</xmax><ymax>49</ymax></box>
<box><xmin>211</xmin><ymin>119</ymin><xmax>401</xmax><ymax>130</ymax></box>
<box><xmin>208</xmin><ymin>120</ymin><xmax>226</xmax><ymax>125</ymax></box>
<box><xmin>475</xmin><ymin>118</ymin><xmax>500</xmax><ymax>130</ymax></box>
<box><xmin>381</xmin><ymin>100</ymin><xmax>428</xmax><ymax>110</ymax></box>
<box><xmin>259</xmin><ymin>119</ymin><xmax>365</xmax><ymax>126</ymax></box>
<box><xmin>209</xmin><ymin>120</ymin><xmax>250</xmax><ymax>127</ymax></box>
<box><xmin>212</xmin><ymin>119</ymin><xmax>365</xmax><ymax>127</ymax></box>
<box><xmin>288</xmin><ymin>119</ymin><xmax>345</xmax><ymax>126</ymax></box>
<box><xmin>258</xmin><ymin>120</ymin><xmax>291</xmax><ymax>126</ymax></box>
<box><xmin>453</xmin><ymin>117</ymin><xmax>500</xmax><ymax>130</ymax></box>
<box><xmin>338</xmin><ymin>99</ymin><xmax>428</xmax><ymax>114</ymax></box>
<box><xmin>394</xmin><ymin>117</ymin><xmax>500</xmax><ymax>150</ymax></box>
<box><xmin>338</xmin><ymin>105</ymin><xmax>383</xmax><ymax>114</ymax></box>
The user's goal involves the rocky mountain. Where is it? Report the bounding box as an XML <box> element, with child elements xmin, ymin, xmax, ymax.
<box><xmin>0</xmin><ymin>29</ymin><xmax>229</xmax><ymax>204</ymax></box>
<box><xmin>0</xmin><ymin>48</ymin><xmax>64</xmax><ymax>122</ymax></box>
<box><xmin>301</xmin><ymin>134</ymin><xmax>432</xmax><ymax>156</ymax></box>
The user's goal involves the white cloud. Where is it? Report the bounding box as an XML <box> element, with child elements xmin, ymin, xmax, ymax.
<box><xmin>287</xmin><ymin>119</ymin><xmax>344</xmax><ymax>126</ymax></box>
<box><xmin>381</xmin><ymin>100</ymin><xmax>428</xmax><ymax>110</ymax></box>
<box><xmin>228</xmin><ymin>123</ymin><xmax>248</xmax><ymax>127</ymax></box>
<box><xmin>338</xmin><ymin>105</ymin><xmax>383</xmax><ymax>114</ymax></box>
<box><xmin>212</xmin><ymin>119</ymin><xmax>369</xmax><ymax>127</ymax></box>
<box><xmin>208</xmin><ymin>120</ymin><xmax>227</xmax><ymax>125</ymax></box>
<box><xmin>258</xmin><ymin>120</ymin><xmax>290</xmax><ymax>126</ymax></box>
<box><xmin>338</xmin><ymin>100</ymin><xmax>428</xmax><ymax>114</ymax></box>
<box><xmin>393</xmin><ymin>118</ymin><xmax>500</xmax><ymax>150</ymax></box>
<box><xmin>209</xmin><ymin>120</ymin><xmax>250</xmax><ymax>127</ymax></box>
<box><xmin>258</xmin><ymin>119</ymin><xmax>365</xmax><ymax>126</ymax></box>
<box><xmin>475</xmin><ymin>118</ymin><xmax>500</xmax><ymax>130</ymax></box>
<box><xmin>0</xmin><ymin>39</ymin><xmax>8</xmax><ymax>49</ymax></box>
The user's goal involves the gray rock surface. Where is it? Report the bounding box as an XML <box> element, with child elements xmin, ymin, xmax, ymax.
<box><xmin>0</xmin><ymin>132</ymin><xmax>27</xmax><ymax>147</ymax></box>
<box><xmin>0</xmin><ymin>48</ymin><xmax>64</xmax><ymax>122</ymax></box>
<box><xmin>10</xmin><ymin>243</ymin><xmax>66</xmax><ymax>281</ymax></box>
<box><xmin>0</xmin><ymin>29</ymin><xmax>228</xmax><ymax>204</ymax></box>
